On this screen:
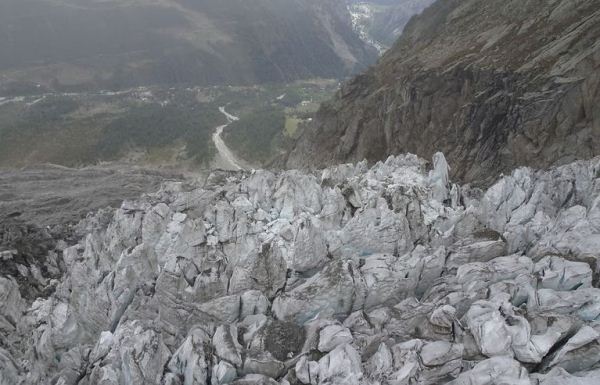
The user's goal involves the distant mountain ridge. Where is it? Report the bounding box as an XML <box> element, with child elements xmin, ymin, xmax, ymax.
<box><xmin>287</xmin><ymin>0</ymin><xmax>600</xmax><ymax>184</ymax></box>
<box><xmin>348</xmin><ymin>0</ymin><xmax>436</xmax><ymax>51</ymax></box>
<box><xmin>0</xmin><ymin>0</ymin><xmax>377</xmax><ymax>93</ymax></box>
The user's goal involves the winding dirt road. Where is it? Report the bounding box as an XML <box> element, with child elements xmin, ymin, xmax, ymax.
<box><xmin>212</xmin><ymin>106</ymin><xmax>246</xmax><ymax>171</ymax></box>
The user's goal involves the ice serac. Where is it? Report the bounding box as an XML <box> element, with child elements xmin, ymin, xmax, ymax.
<box><xmin>1</xmin><ymin>153</ymin><xmax>600</xmax><ymax>384</ymax></box>
<box><xmin>286</xmin><ymin>0</ymin><xmax>600</xmax><ymax>184</ymax></box>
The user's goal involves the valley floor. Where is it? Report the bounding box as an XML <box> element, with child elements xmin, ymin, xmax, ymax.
<box><xmin>0</xmin><ymin>81</ymin><xmax>337</xmax><ymax>170</ymax></box>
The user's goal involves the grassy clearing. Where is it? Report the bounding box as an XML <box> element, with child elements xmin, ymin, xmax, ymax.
<box><xmin>284</xmin><ymin>116</ymin><xmax>302</xmax><ymax>138</ymax></box>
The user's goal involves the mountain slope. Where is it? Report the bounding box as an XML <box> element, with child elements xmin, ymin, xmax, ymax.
<box><xmin>286</xmin><ymin>0</ymin><xmax>600</xmax><ymax>184</ymax></box>
<box><xmin>0</xmin><ymin>0</ymin><xmax>376</xmax><ymax>92</ymax></box>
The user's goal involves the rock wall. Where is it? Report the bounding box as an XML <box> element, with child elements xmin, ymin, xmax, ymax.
<box><xmin>1</xmin><ymin>153</ymin><xmax>599</xmax><ymax>384</ymax></box>
<box><xmin>286</xmin><ymin>0</ymin><xmax>600</xmax><ymax>185</ymax></box>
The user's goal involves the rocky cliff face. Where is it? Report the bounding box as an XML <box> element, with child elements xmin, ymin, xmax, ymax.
<box><xmin>286</xmin><ymin>0</ymin><xmax>600</xmax><ymax>185</ymax></box>
<box><xmin>2</xmin><ymin>153</ymin><xmax>600</xmax><ymax>384</ymax></box>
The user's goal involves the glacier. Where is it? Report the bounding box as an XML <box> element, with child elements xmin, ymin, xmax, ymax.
<box><xmin>1</xmin><ymin>153</ymin><xmax>600</xmax><ymax>385</ymax></box>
